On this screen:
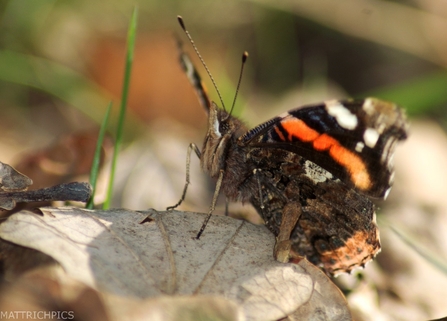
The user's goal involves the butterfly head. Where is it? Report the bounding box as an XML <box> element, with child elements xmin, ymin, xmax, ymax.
<box><xmin>201</xmin><ymin>102</ymin><xmax>247</xmax><ymax>177</ymax></box>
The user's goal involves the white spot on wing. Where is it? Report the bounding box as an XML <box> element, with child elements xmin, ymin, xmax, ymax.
<box><xmin>363</xmin><ymin>128</ymin><xmax>379</xmax><ymax>148</ymax></box>
<box><xmin>355</xmin><ymin>141</ymin><xmax>365</xmax><ymax>153</ymax></box>
<box><xmin>186</xmin><ymin>62</ymin><xmax>194</xmax><ymax>79</ymax></box>
<box><xmin>362</xmin><ymin>98</ymin><xmax>376</xmax><ymax>115</ymax></box>
<box><xmin>304</xmin><ymin>160</ymin><xmax>333</xmax><ymax>183</ymax></box>
<box><xmin>377</xmin><ymin>122</ymin><xmax>386</xmax><ymax>134</ymax></box>
<box><xmin>326</xmin><ymin>101</ymin><xmax>358</xmax><ymax>130</ymax></box>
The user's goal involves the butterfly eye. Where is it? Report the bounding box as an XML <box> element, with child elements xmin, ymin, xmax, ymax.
<box><xmin>219</xmin><ymin>121</ymin><xmax>230</xmax><ymax>134</ymax></box>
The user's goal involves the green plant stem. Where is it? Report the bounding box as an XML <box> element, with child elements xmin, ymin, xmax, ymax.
<box><xmin>103</xmin><ymin>7</ymin><xmax>138</xmax><ymax>210</ymax></box>
<box><xmin>87</xmin><ymin>102</ymin><xmax>112</xmax><ymax>209</ymax></box>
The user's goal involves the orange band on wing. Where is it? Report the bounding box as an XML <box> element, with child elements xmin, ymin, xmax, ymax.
<box><xmin>313</xmin><ymin>134</ymin><xmax>338</xmax><ymax>151</ymax></box>
<box><xmin>279</xmin><ymin>118</ymin><xmax>371</xmax><ymax>190</ymax></box>
<box><xmin>329</xmin><ymin>145</ymin><xmax>371</xmax><ymax>190</ymax></box>
<box><xmin>274</xmin><ymin>126</ymin><xmax>286</xmax><ymax>141</ymax></box>
<box><xmin>281</xmin><ymin>118</ymin><xmax>319</xmax><ymax>142</ymax></box>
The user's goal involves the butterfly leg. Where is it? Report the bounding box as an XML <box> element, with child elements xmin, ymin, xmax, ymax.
<box><xmin>196</xmin><ymin>169</ymin><xmax>224</xmax><ymax>239</ymax></box>
<box><xmin>166</xmin><ymin>143</ymin><xmax>201</xmax><ymax>211</ymax></box>
<box><xmin>274</xmin><ymin>201</ymin><xmax>301</xmax><ymax>263</ymax></box>
<box><xmin>253</xmin><ymin>169</ymin><xmax>266</xmax><ymax>219</ymax></box>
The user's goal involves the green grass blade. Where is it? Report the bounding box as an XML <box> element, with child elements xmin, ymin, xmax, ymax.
<box><xmin>87</xmin><ymin>101</ymin><xmax>112</xmax><ymax>209</ymax></box>
<box><xmin>103</xmin><ymin>7</ymin><xmax>138</xmax><ymax>210</ymax></box>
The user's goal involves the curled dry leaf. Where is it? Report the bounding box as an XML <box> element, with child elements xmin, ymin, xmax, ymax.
<box><xmin>0</xmin><ymin>161</ymin><xmax>33</xmax><ymax>192</ymax></box>
<box><xmin>0</xmin><ymin>160</ymin><xmax>92</xmax><ymax>210</ymax></box>
<box><xmin>0</xmin><ymin>207</ymin><xmax>351</xmax><ymax>321</ymax></box>
<box><xmin>0</xmin><ymin>161</ymin><xmax>33</xmax><ymax>210</ymax></box>
<box><xmin>0</xmin><ymin>182</ymin><xmax>92</xmax><ymax>211</ymax></box>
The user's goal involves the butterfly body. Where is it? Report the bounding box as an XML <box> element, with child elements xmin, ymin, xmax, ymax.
<box><xmin>196</xmin><ymin>96</ymin><xmax>406</xmax><ymax>275</ymax></box>
<box><xmin>174</xmin><ymin>17</ymin><xmax>408</xmax><ymax>275</ymax></box>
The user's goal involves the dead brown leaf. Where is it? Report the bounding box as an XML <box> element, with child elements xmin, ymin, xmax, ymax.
<box><xmin>0</xmin><ymin>161</ymin><xmax>32</xmax><ymax>192</ymax></box>
<box><xmin>0</xmin><ymin>207</ymin><xmax>352</xmax><ymax>321</ymax></box>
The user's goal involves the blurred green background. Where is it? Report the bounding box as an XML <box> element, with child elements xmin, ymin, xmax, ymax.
<box><xmin>1</xmin><ymin>0</ymin><xmax>447</xmax><ymax>156</ymax></box>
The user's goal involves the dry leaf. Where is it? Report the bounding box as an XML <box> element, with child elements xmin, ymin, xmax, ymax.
<box><xmin>107</xmin><ymin>294</ymin><xmax>244</xmax><ymax>321</ymax></box>
<box><xmin>0</xmin><ymin>161</ymin><xmax>91</xmax><ymax>210</ymax></box>
<box><xmin>0</xmin><ymin>207</ymin><xmax>351</xmax><ymax>321</ymax></box>
<box><xmin>0</xmin><ymin>182</ymin><xmax>92</xmax><ymax>211</ymax></box>
<box><xmin>0</xmin><ymin>161</ymin><xmax>33</xmax><ymax>192</ymax></box>
<box><xmin>0</xmin><ymin>161</ymin><xmax>33</xmax><ymax>210</ymax></box>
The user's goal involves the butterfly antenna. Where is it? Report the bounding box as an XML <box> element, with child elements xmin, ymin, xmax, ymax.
<box><xmin>226</xmin><ymin>51</ymin><xmax>248</xmax><ymax>119</ymax></box>
<box><xmin>177</xmin><ymin>16</ymin><xmax>226</xmax><ymax>110</ymax></box>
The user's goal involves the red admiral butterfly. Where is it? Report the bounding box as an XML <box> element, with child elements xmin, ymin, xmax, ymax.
<box><xmin>169</xmin><ymin>16</ymin><xmax>408</xmax><ymax>276</ymax></box>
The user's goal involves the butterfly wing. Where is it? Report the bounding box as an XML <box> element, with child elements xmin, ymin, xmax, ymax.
<box><xmin>240</xmin><ymin>98</ymin><xmax>408</xmax><ymax>198</ymax></box>
<box><xmin>246</xmin><ymin>146</ymin><xmax>381</xmax><ymax>275</ymax></box>
<box><xmin>177</xmin><ymin>38</ymin><xmax>212</xmax><ymax>113</ymax></box>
